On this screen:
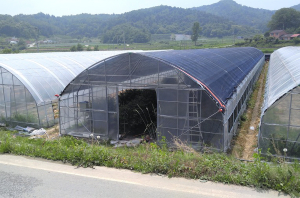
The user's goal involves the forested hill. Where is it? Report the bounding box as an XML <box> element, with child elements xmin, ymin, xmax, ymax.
<box><xmin>101</xmin><ymin>6</ymin><xmax>258</xmax><ymax>43</ymax></box>
<box><xmin>192</xmin><ymin>0</ymin><xmax>275</xmax><ymax>32</ymax></box>
<box><xmin>0</xmin><ymin>6</ymin><xmax>258</xmax><ymax>42</ymax></box>
<box><xmin>12</xmin><ymin>13</ymin><xmax>116</xmax><ymax>38</ymax></box>
<box><xmin>292</xmin><ymin>4</ymin><xmax>300</xmax><ymax>11</ymax></box>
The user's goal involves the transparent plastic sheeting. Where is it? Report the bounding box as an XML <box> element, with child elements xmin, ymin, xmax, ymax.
<box><xmin>260</xmin><ymin>47</ymin><xmax>300</xmax><ymax>159</ymax></box>
<box><xmin>0</xmin><ymin>51</ymin><xmax>142</xmax><ymax>128</ymax></box>
<box><xmin>0</xmin><ymin>51</ymin><xmax>141</xmax><ymax>105</ymax></box>
<box><xmin>60</xmin><ymin>48</ymin><xmax>264</xmax><ymax>151</ymax></box>
<box><xmin>262</xmin><ymin>47</ymin><xmax>300</xmax><ymax>112</ymax></box>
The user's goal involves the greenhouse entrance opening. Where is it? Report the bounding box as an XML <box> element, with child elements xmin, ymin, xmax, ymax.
<box><xmin>118</xmin><ymin>89</ymin><xmax>157</xmax><ymax>140</ymax></box>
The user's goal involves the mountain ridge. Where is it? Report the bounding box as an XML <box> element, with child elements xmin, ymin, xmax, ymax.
<box><xmin>0</xmin><ymin>5</ymin><xmax>259</xmax><ymax>40</ymax></box>
<box><xmin>1</xmin><ymin>1</ymin><xmax>300</xmax><ymax>40</ymax></box>
<box><xmin>291</xmin><ymin>4</ymin><xmax>300</xmax><ymax>11</ymax></box>
<box><xmin>192</xmin><ymin>0</ymin><xmax>275</xmax><ymax>32</ymax></box>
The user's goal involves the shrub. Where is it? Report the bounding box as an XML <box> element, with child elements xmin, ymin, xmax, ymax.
<box><xmin>70</xmin><ymin>45</ymin><xmax>77</xmax><ymax>51</ymax></box>
<box><xmin>2</xmin><ymin>48</ymin><xmax>12</xmax><ymax>54</ymax></box>
<box><xmin>294</xmin><ymin>38</ymin><xmax>300</xmax><ymax>45</ymax></box>
<box><xmin>77</xmin><ymin>43</ymin><xmax>84</xmax><ymax>51</ymax></box>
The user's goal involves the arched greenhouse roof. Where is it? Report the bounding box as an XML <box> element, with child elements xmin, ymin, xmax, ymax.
<box><xmin>0</xmin><ymin>51</ymin><xmax>140</xmax><ymax>105</ymax></box>
<box><xmin>263</xmin><ymin>46</ymin><xmax>300</xmax><ymax>112</ymax></box>
<box><xmin>141</xmin><ymin>47</ymin><xmax>263</xmax><ymax>106</ymax></box>
<box><xmin>64</xmin><ymin>47</ymin><xmax>263</xmax><ymax>108</ymax></box>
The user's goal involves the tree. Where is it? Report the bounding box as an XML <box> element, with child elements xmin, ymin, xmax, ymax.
<box><xmin>170</xmin><ymin>34</ymin><xmax>176</xmax><ymax>41</ymax></box>
<box><xmin>265</xmin><ymin>37</ymin><xmax>274</xmax><ymax>43</ymax></box>
<box><xmin>86</xmin><ymin>46</ymin><xmax>92</xmax><ymax>51</ymax></box>
<box><xmin>2</xmin><ymin>48</ymin><xmax>12</xmax><ymax>54</ymax></box>
<box><xmin>17</xmin><ymin>39</ymin><xmax>27</xmax><ymax>50</ymax></box>
<box><xmin>264</xmin><ymin>31</ymin><xmax>270</xmax><ymax>38</ymax></box>
<box><xmin>94</xmin><ymin>45</ymin><xmax>99</xmax><ymax>51</ymax></box>
<box><xmin>76</xmin><ymin>43</ymin><xmax>84</xmax><ymax>51</ymax></box>
<box><xmin>253</xmin><ymin>34</ymin><xmax>264</xmax><ymax>42</ymax></box>
<box><xmin>70</xmin><ymin>45</ymin><xmax>77</xmax><ymax>51</ymax></box>
<box><xmin>268</xmin><ymin>8</ymin><xmax>300</xmax><ymax>31</ymax></box>
<box><xmin>191</xmin><ymin>22</ymin><xmax>201</xmax><ymax>46</ymax></box>
<box><xmin>294</xmin><ymin>38</ymin><xmax>300</xmax><ymax>45</ymax></box>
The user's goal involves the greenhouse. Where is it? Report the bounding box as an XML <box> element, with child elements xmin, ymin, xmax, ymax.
<box><xmin>60</xmin><ymin>47</ymin><xmax>264</xmax><ymax>151</ymax></box>
<box><xmin>0</xmin><ymin>51</ymin><xmax>135</xmax><ymax>128</ymax></box>
<box><xmin>259</xmin><ymin>46</ymin><xmax>300</xmax><ymax>159</ymax></box>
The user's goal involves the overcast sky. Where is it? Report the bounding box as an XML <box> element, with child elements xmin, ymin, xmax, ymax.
<box><xmin>2</xmin><ymin>0</ymin><xmax>299</xmax><ymax>16</ymax></box>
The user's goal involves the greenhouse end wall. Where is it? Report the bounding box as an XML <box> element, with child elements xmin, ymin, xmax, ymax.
<box><xmin>259</xmin><ymin>87</ymin><xmax>300</xmax><ymax>160</ymax></box>
<box><xmin>0</xmin><ymin>67</ymin><xmax>43</xmax><ymax>128</ymax></box>
<box><xmin>259</xmin><ymin>47</ymin><xmax>300</xmax><ymax>160</ymax></box>
<box><xmin>0</xmin><ymin>51</ymin><xmax>140</xmax><ymax>129</ymax></box>
<box><xmin>59</xmin><ymin>53</ymin><xmax>226</xmax><ymax>150</ymax></box>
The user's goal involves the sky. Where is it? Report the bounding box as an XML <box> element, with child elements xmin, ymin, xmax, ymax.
<box><xmin>1</xmin><ymin>0</ymin><xmax>300</xmax><ymax>16</ymax></box>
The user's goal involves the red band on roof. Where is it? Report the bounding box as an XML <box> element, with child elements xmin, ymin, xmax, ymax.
<box><xmin>176</xmin><ymin>67</ymin><xmax>226</xmax><ymax>109</ymax></box>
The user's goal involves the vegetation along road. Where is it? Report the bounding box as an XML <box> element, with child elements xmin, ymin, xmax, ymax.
<box><xmin>0</xmin><ymin>155</ymin><xmax>288</xmax><ymax>198</ymax></box>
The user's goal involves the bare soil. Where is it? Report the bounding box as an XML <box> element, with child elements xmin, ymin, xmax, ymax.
<box><xmin>242</xmin><ymin>69</ymin><xmax>265</xmax><ymax>160</ymax></box>
<box><xmin>231</xmin><ymin>63</ymin><xmax>268</xmax><ymax>160</ymax></box>
<box><xmin>39</xmin><ymin>125</ymin><xmax>60</xmax><ymax>140</ymax></box>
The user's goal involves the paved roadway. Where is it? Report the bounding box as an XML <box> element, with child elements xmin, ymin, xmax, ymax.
<box><xmin>0</xmin><ymin>155</ymin><xmax>290</xmax><ymax>198</ymax></box>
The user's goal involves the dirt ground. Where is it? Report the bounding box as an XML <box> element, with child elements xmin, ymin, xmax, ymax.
<box><xmin>231</xmin><ymin>63</ymin><xmax>268</xmax><ymax>160</ymax></box>
<box><xmin>38</xmin><ymin>125</ymin><xmax>60</xmax><ymax>140</ymax></box>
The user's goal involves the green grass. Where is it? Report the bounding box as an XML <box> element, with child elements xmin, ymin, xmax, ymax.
<box><xmin>20</xmin><ymin>36</ymin><xmax>237</xmax><ymax>53</ymax></box>
<box><xmin>0</xmin><ymin>131</ymin><xmax>299</xmax><ymax>197</ymax></box>
<box><xmin>3</xmin><ymin>34</ymin><xmax>300</xmax><ymax>54</ymax></box>
<box><xmin>246</xmin><ymin>82</ymin><xmax>259</xmax><ymax>109</ymax></box>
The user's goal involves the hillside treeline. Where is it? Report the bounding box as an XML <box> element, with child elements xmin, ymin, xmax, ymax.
<box><xmin>268</xmin><ymin>8</ymin><xmax>300</xmax><ymax>33</ymax></box>
<box><xmin>0</xmin><ymin>6</ymin><xmax>259</xmax><ymax>43</ymax></box>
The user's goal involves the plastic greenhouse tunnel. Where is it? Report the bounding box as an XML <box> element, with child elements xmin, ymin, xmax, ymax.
<box><xmin>59</xmin><ymin>47</ymin><xmax>264</xmax><ymax>152</ymax></box>
<box><xmin>0</xmin><ymin>51</ymin><xmax>140</xmax><ymax>129</ymax></box>
<box><xmin>259</xmin><ymin>46</ymin><xmax>300</xmax><ymax>160</ymax></box>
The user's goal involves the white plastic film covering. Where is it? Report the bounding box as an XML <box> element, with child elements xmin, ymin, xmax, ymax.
<box><xmin>0</xmin><ymin>51</ymin><xmax>141</xmax><ymax>105</ymax></box>
<box><xmin>263</xmin><ymin>46</ymin><xmax>300</xmax><ymax>113</ymax></box>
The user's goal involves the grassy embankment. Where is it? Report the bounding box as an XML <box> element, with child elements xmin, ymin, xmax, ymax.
<box><xmin>20</xmin><ymin>36</ymin><xmax>239</xmax><ymax>53</ymax></box>
<box><xmin>0</xmin><ymin>129</ymin><xmax>299</xmax><ymax>197</ymax></box>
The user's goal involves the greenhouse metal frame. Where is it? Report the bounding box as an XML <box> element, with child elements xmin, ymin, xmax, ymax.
<box><xmin>259</xmin><ymin>46</ymin><xmax>300</xmax><ymax>160</ymax></box>
<box><xmin>0</xmin><ymin>51</ymin><xmax>136</xmax><ymax>128</ymax></box>
<box><xmin>60</xmin><ymin>47</ymin><xmax>264</xmax><ymax>151</ymax></box>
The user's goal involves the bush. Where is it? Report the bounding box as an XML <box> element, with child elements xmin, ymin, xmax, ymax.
<box><xmin>86</xmin><ymin>46</ymin><xmax>92</xmax><ymax>51</ymax></box>
<box><xmin>294</xmin><ymin>38</ymin><xmax>300</xmax><ymax>45</ymax></box>
<box><xmin>240</xmin><ymin>114</ymin><xmax>247</xmax><ymax>122</ymax></box>
<box><xmin>94</xmin><ymin>45</ymin><xmax>99</xmax><ymax>51</ymax></box>
<box><xmin>70</xmin><ymin>45</ymin><xmax>77</xmax><ymax>51</ymax></box>
<box><xmin>77</xmin><ymin>43</ymin><xmax>84</xmax><ymax>51</ymax></box>
<box><xmin>2</xmin><ymin>48</ymin><xmax>12</xmax><ymax>54</ymax></box>
<box><xmin>234</xmin><ymin>42</ymin><xmax>245</xmax><ymax>46</ymax></box>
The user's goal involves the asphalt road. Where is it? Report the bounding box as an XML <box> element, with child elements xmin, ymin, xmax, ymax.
<box><xmin>0</xmin><ymin>155</ymin><xmax>290</xmax><ymax>198</ymax></box>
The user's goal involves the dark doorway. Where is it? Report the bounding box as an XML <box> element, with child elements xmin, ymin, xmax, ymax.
<box><xmin>118</xmin><ymin>89</ymin><xmax>157</xmax><ymax>139</ymax></box>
